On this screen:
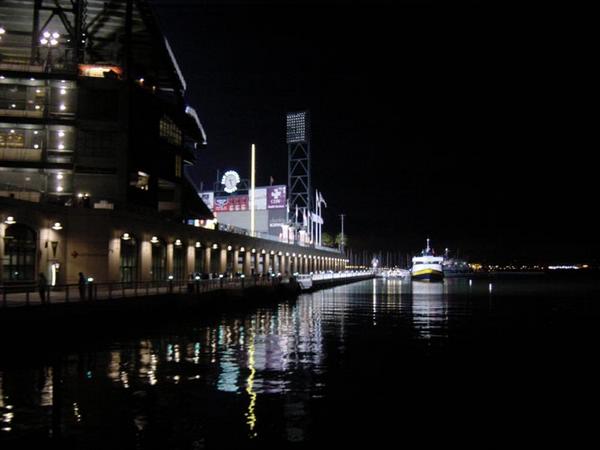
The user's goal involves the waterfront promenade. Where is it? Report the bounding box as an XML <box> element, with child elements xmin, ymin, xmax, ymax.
<box><xmin>0</xmin><ymin>271</ymin><xmax>373</xmax><ymax>308</ymax></box>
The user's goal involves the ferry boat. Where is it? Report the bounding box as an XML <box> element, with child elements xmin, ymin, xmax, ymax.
<box><xmin>411</xmin><ymin>239</ymin><xmax>444</xmax><ymax>282</ymax></box>
<box><xmin>442</xmin><ymin>248</ymin><xmax>471</xmax><ymax>277</ymax></box>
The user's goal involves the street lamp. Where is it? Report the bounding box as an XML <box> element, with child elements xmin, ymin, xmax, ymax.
<box><xmin>40</xmin><ymin>30</ymin><xmax>60</xmax><ymax>71</ymax></box>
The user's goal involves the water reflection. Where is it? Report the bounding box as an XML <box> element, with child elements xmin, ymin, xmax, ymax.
<box><xmin>411</xmin><ymin>281</ymin><xmax>448</xmax><ymax>340</ymax></box>
<box><xmin>3</xmin><ymin>276</ymin><xmax>594</xmax><ymax>448</ymax></box>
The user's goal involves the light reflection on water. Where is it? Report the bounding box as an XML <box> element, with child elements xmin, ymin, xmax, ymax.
<box><xmin>1</xmin><ymin>276</ymin><xmax>599</xmax><ymax>448</ymax></box>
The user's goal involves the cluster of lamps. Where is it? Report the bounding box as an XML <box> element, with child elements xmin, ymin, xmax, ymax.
<box><xmin>3</xmin><ymin>216</ymin><xmax>63</xmax><ymax>231</ymax></box>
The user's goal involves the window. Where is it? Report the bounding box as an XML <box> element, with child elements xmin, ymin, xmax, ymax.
<box><xmin>159</xmin><ymin>115</ymin><xmax>182</xmax><ymax>146</ymax></box>
<box><xmin>173</xmin><ymin>245</ymin><xmax>185</xmax><ymax>280</ymax></box>
<box><xmin>2</xmin><ymin>224</ymin><xmax>37</xmax><ymax>282</ymax></box>
<box><xmin>151</xmin><ymin>240</ymin><xmax>166</xmax><ymax>282</ymax></box>
<box><xmin>0</xmin><ymin>129</ymin><xmax>24</xmax><ymax>148</ymax></box>
<box><xmin>120</xmin><ymin>236</ymin><xmax>138</xmax><ymax>283</ymax></box>
<box><xmin>195</xmin><ymin>246</ymin><xmax>205</xmax><ymax>273</ymax></box>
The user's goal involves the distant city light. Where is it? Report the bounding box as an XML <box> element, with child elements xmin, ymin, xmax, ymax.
<box><xmin>548</xmin><ymin>265</ymin><xmax>580</xmax><ymax>270</ymax></box>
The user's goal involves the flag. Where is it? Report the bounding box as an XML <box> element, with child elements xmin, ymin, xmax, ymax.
<box><xmin>320</xmin><ymin>192</ymin><xmax>327</xmax><ymax>208</ymax></box>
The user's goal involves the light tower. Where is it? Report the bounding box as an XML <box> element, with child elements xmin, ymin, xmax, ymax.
<box><xmin>286</xmin><ymin>111</ymin><xmax>311</xmax><ymax>226</ymax></box>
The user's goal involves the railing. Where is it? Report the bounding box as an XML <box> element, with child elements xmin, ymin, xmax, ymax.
<box><xmin>0</xmin><ymin>271</ymin><xmax>375</xmax><ymax>309</ymax></box>
<box><xmin>311</xmin><ymin>270</ymin><xmax>374</xmax><ymax>281</ymax></box>
<box><xmin>0</xmin><ymin>276</ymin><xmax>277</xmax><ymax>309</ymax></box>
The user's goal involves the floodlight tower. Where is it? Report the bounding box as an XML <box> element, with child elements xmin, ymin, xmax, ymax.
<box><xmin>287</xmin><ymin>111</ymin><xmax>311</xmax><ymax>224</ymax></box>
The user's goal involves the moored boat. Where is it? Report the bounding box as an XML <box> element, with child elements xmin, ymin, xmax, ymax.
<box><xmin>411</xmin><ymin>239</ymin><xmax>444</xmax><ymax>282</ymax></box>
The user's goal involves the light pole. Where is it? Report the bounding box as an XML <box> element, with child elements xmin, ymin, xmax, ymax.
<box><xmin>340</xmin><ymin>213</ymin><xmax>346</xmax><ymax>254</ymax></box>
<box><xmin>40</xmin><ymin>30</ymin><xmax>60</xmax><ymax>71</ymax></box>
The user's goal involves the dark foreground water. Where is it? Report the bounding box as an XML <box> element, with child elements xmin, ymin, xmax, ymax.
<box><xmin>2</xmin><ymin>274</ymin><xmax>600</xmax><ymax>449</ymax></box>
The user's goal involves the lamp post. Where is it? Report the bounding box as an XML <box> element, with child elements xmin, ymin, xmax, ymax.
<box><xmin>40</xmin><ymin>30</ymin><xmax>60</xmax><ymax>71</ymax></box>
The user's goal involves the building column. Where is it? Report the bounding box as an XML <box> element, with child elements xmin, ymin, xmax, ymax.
<box><xmin>280</xmin><ymin>254</ymin><xmax>286</xmax><ymax>274</ymax></box>
<box><xmin>166</xmin><ymin>243</ymin><xmax>174</xmax><ymax>277</ymax></box>
<box><xmin>187</xmin><ymin>244</ymin><xmax>195</xmax><ymax>278</ymax></box>
<box><xmin>263</xmin><ymin>253</ymin><xmax>270</xmax><ymax>274</ymax></box>
<box><xmin>219</xmin><ymin>248</ymin><xmax>227</xmax><ymax>274</ymax></box>
<box><xmin>233</xmin><ymin>249</ymin><xmax>240</xmax><ymax>274</ymax></box>
<box><xmin>203</xmin><ymin>247</ymin><xmax>211</xmax><ymax>274</ymax></box>
<box><xmin>108</xmin><ymin>237</ymin><xmax>121</xmax><ymax>282</ymax></box>
<box><xmin>0</xmin><ymin>224</ymin><xmax>5</xmax><ymax>283</ymax></box>
<box><xmin>140</xmin><ymin>241</ymin><xmax>152</xmax><ymax>282</ymax></box>
<box><xmin>243</xmin><ymin>251</ymin><xmax>252</xmax><ymax>276</ymax></box>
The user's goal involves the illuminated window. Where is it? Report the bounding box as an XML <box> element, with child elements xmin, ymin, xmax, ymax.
<box><xmin>159</xmin><ymin>115</ymin><xmax>182</xmax><ymax>146</ymax></box>
<box><xmin>0</xmin><ymin>129</ymin><xmax>24</xmax><ymax>148</ymax></box>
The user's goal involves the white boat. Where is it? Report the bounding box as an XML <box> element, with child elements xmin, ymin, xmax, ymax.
<box><xmin>411</xmin><ymin>239</ymin><xmax>444</xmax><ymax>282</ymax></box>
<box><xmin>378</xmin><ymin>268</ymin><xmax>410</xmax><ymax>279</ymax></box>
<box><xmin>295</xmin><ymin>274</ymin><xmax>313</xmax><ymax>291</ymax></box>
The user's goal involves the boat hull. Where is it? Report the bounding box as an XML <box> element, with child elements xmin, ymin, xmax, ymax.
<box><xmin>411</xmin><ymin>268</ymin><xmax>444</xmax><ymax>282</ymax></box>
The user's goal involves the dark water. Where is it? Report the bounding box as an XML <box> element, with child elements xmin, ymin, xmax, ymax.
<box><xmin>2</xmin><ymin>274</ymin><xmax>600</xmax><ymax>449</ymax></box>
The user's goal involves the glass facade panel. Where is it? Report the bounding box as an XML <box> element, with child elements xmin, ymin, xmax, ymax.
<box><xmin>173</xmin><ymin>245</ymin><xmax>185</xmax><ymax>280</ymax></box>
<box><xmin>2</xmin><ymin>224</ymin><xmax>37</xmax><ymax>282</ymax></box>
<box><xmin>120</xmin><ymin>237</ymin><xmax>138</xmax><ymax>283</ymax></box>
<box><xmin>151</xmin><ymin>241</ymin><xmax>166</xmax><ymax>282</ymax></box>
<box><xmin>159</xmin><ymin>115</ymin><xmax>182</xmax><ymax>146</ymax></box>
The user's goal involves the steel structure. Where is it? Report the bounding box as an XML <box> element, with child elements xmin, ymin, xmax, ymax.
<box><xmin>0</xmin><ymin>0</ymin><xmax>186</xmax><ymax>94</ymax></box>
<box><xmin>286</xmin><ymin>110</ymin><xmax>311</xmax><ymax>223</ymax></box>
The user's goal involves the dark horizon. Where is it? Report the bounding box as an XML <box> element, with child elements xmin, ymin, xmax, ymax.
<box><xmin>152</xmin><ymin>1</ymin><xmax>595</xmax><ymax>264</ymax></box>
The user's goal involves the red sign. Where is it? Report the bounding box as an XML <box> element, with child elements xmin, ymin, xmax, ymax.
<box><xmin>214</xmin><ymin>195</ymin><xmax>249</xmax><ymax>212</ymax></box>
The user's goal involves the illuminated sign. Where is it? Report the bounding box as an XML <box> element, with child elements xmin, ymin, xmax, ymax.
<box><xmin>78</xmin><ymin>64</ymin><xmax>123</xmax><ymax>79</ymax></box>
<box><xmin>221</xmin><ymin>170</ymin><xmax>240</xmax><ymax>194</ymax></box>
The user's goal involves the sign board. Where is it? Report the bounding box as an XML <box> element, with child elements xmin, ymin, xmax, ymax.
<box><xmin>214</xmin><ymin>195</ymin><xmax>249</xmax><ymax>212</ymax></box>
<box><xmin>267</xmin><ymin>185</ymin><xmax>286</xmax><ymax>209</ymax></box>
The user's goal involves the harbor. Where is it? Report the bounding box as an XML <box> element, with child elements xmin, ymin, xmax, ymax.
<box><xmin>2</xmin><ymin>275</ymin><xmax>600</xmax><ymax>448</ymax></box>
<box><xmin>1</xmin><ymin>0</ymin><xmax>597</xmax><ymax>449</ymax></box>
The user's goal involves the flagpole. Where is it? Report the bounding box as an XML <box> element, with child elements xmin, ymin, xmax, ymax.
<box><xmin>250</xmin><ymin>143</ymin><xmax>256</xmax><ymax>236</ymax></box>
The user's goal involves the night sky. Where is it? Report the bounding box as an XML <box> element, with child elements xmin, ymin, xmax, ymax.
<box><xmin>152</xmin><ymin>1</ymin><xmax>596</xmax><ymax>264</ymax></box>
